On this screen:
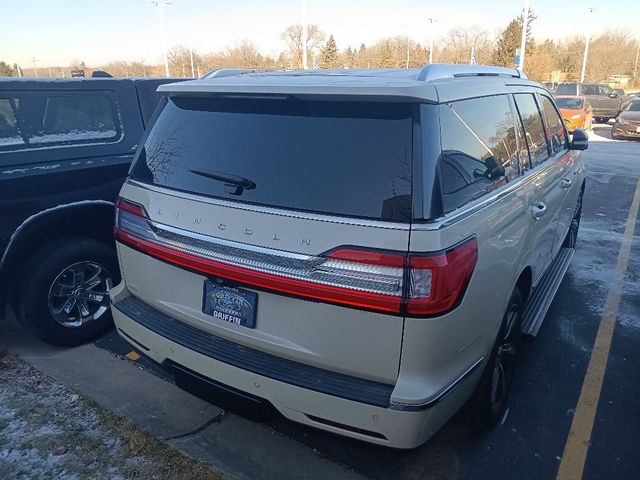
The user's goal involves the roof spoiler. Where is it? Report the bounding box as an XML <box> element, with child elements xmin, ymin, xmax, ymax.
<box><xmin>417</xmin><ymin>64</ymin><xmax>526</xmax><ymax>82</ymax></box>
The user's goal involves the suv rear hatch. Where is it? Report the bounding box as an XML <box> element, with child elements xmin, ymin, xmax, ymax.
<box><xmin>115</xmin><ymin>95</ymin><xmax>415</xmax><ymax>384</ymax></box>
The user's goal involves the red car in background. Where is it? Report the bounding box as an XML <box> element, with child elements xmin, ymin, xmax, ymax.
<box><xmin>555</xmin><ymin>95</ymin><xmax>593</xmax><ymax>133</ymax></box>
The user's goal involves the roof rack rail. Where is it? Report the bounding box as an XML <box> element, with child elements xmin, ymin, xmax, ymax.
<box><xmin>417</xmin><ymin>64</ymin><xmax>526</xmax><ymax>82</ymax></box>
<box><xmin>202</xmin><ymin>68</ymin><xmax>268</xmax><ymax>79</ymax></box>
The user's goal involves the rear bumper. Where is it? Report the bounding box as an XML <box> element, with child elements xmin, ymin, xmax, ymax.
<box><xmin>613</xmin><ymin>124</ymin><xmax>640</xmax><ymax>137</ymax></box>
<box><xmin>111</xmin><ymin>292</ymin><xmax>482</xmax><ymax>448</ymax></box>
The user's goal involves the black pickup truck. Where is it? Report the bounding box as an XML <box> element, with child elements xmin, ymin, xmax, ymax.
<box><xmin>0</xmin><ymin>77</ymin><xmax>184</xmax><ymax>345</ymax></box>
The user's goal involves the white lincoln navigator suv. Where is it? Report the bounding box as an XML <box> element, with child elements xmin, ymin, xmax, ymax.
<box><xmin>109</xmin><ymin>65</ymin><xmax>587</xmax><ymax>448</ymax></box>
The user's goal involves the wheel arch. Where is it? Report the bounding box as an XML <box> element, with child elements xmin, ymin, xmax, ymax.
<box><xmin>0</xmin><ymin>201</ymin><xmax>116</xmax><ymax>312</ymax></box>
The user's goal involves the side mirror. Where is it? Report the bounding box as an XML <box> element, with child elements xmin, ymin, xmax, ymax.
<box><xmin>570</xmin><ymin>128</ymin><xmax>589</xmax><ymax>151</ymax></box>
<box><xmin>609</xmin><ymin>92</ymin><xmax>619</xmax><ymax>98</ymax></box>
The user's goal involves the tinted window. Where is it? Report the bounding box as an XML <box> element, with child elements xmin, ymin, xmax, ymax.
<box><xmin>555</xmin><ymin>84</ymin><xmax>577</xmax><ymax>95</ymax></box>
<box><xmin>0</xmin><ymin>98</ymin><xmax>24</xmax><ymax>149</ymax></box>
<box><xmin>438</xmin><ymin>95</ymin><xmax>519</xmax><ymax>213</ymax></box>
<box><xmin>514</xmin><ymin>94</ymin><xmax>549</xmax><ymax>168</ymax></box>
<box><xmin>539</xmin><ymin>95</ymin><xmax>568</xmax><ymax>155</ymax></box>
<box><xmin>581</xmin><ymin>84</ymin><xmax>598</xmax><ymax>96</ymax></box>
<box><xmin>131</xmin><ymin>97</ymin><xmax>413</xmax><ymax>221</ymax></box>
<box><xmin>16</xmin><ymin>92</ymin><xmax>121</xmax><ymax>147</ymax></box>
<box><xmin>555</xmin><ymin>98</ymin><xmax>584</xmax><ymax>110</ymax></box>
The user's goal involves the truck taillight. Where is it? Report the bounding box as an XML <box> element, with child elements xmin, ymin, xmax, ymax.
<box><xmin>114</xmin><ymin>197</ymin><xmax>477</xmax><ymax>317</ymax></box>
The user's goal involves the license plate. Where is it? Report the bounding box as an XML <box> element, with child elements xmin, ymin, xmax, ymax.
<box><xmin>202</xmin><ymin>281</ymin><xmax>257</xmax><ymax>328</ymax></box>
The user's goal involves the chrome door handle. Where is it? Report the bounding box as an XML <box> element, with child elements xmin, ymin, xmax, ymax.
<box><xmin>531</xmin><ymin>202</ymin><xmax>547</xmax><ymax>220</ymax></box>
<box><xmin>560</xmin><ymin>178</ymin><xmax>572</xmax><ymax>189</ymax></box>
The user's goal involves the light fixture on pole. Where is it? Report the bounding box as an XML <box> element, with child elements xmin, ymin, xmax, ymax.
<box><xmin>517</xmin><ymin>0</ymin><xmax>530</xmax><ymax>72</ymax></box>
<box><xmin>580</xmin><ymin>7</ymin><xmax>595</xmax><ymax>83</ymax></box>
<box><xmin>149</xmin><ymin>1</ymin><xmax>172</xmax><ymax>77</ymax></box>
<box><xmin>427</xmin><ymin>18</ymin><xmax>437</xmax><ymax>64</ymax></box>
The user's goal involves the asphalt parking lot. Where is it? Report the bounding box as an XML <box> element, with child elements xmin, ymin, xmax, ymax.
<box><xmin>2</xmin><ymin>124</ymin><xmax>639</xmax><ymax>480</ymax></box>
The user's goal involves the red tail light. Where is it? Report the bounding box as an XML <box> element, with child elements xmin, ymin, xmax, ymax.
<box><xmin>114</xmin><ymin>197</ymin><xmax>477</xmax><ymax>317</ymax></box>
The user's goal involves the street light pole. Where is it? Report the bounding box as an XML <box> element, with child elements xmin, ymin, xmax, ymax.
<box><xmin>149</xmin><ymin>1</ymin><xmax>172</xmax><ymax>77</ymax></box>
<box><xmin>31</xmin><ymin>57</ymin><xmax>38</xmax><ymax>77</ymax></box>
<box><xmin>427</xmin><ymin>18</ymin><xmax>437</xmax><ymax>64</ymax></box>
<box><xmin>634</xmin><ymin>37</ymin><xmax>639</xmax><ymax>82</ymax></box>
<box><xmin>517</xmin><ymin>0</ymin><xmax>530</xmax><ymax>72</ymax></box>
<box><xmin>302</xmin><ymin>0</ymin><xmax>308</xmax><ymax>69</ymax></box>
<box><xmin>580</xmin><ymin>7</ymin><xmax>595</xmax><ymax>83</ymax></box>
<box><xmin>401</xmin><ymin>25</ymin><xmax>410</xmax><ymax>69</ymax></box>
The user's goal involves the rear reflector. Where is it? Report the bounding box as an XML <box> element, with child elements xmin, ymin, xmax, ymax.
<box><xmin>114</xmin><ymin>197</ymin><xmax>477</xmax><ymax>317</ymax></box>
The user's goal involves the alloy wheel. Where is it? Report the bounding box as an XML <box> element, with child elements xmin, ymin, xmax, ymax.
<box><xmin>47</xmin><ymin>261</ymin><xmax>112</xmax><ymax>328</ymax></box>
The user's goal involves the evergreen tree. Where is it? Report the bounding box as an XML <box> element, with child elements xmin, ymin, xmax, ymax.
<box><xmin>320</xmin><ymin>34</ymin><xmax>340</xmax><ymax>69</ymax></box>
<box><xmin>0</xmin><ymin>61</ymin><xmax>14</xmax><ymax>77</ymax></box>
<box><xmin>377</xmin><ymin>41</ymin><xmax>393</xmax><ymax>68</ymax></box>
<box><xmin>492</xmin><ymin>9</ymin><xmax>536</xmax><ymax>67</ymax></box>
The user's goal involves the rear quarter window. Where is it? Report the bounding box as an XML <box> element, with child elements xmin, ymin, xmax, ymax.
<box><xmin>438</xmin><ymin>94</ymin><xmax>520</xmax><ymax>213</ymax></box>
<box><xmin>131</xmin><ymin>97</ymin><xmax>414</xmax><ymax>221</ymax></box>
<box><xmin>14</xmin><ymin>91</ymin><xmax>122</xmax><ymax>148</ymax></box>
<box><xmin>0</xmin><ymin>98</ymin><xmax>24</xmax><ymax>149</ymax></box>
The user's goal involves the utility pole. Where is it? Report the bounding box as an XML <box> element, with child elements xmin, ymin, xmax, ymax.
<box><xmin>427</xmin><ymin>18</ymin><xmax>437</xmax><ymax>64</ymax></box>
<box><xmin>190</xmin><ymin>48</ymin><xmax>195</xmax><ymax>77</ymax></box>
<box><xmin>580</xmin><ymin>7</ymin><xmax>595</xmax><ymax>83</ymax></box>
<box><xmin>31</xmin><ymin>57</ymin><xmax>38</xmax><ymax>77</ymax></box>
<box><xmin>149</xmin><ymin>1</ymin><xmax>172</xmax><ymax>77</ymax></box>
<box><xmin>302</xmin><ymin>0</ymin><xmax>308</xmax><ymax>69</ymax></box>
<box><xmin>517</xmin><ymin>0</ymin><xmax>530</xmax><ymax>72</ymax></box>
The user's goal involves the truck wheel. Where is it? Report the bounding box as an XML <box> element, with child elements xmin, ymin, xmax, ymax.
<box><xmin>468</xmin><ymin>287</ymin><xmax>523</xmax><ymax>427</ymax></box>
<box><xmin>18</xmin><ymin>237</ymin><xmax>120</xmax><ymax>346</ymax></box>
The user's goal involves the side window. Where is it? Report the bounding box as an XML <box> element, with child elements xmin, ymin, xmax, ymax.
<box><xmin>0</xmin><ymin>98</ymin><xmax>25</xmax><ymax>150</ymax></box>
<box><xmin>599</xmin><ymin>85</ymin><xmax>612</xmax><ymax>96</ymax></box>
<box><xmin>15</xmin><ymin>91</ymin><xmax>122</xmax><ymax>147</ymax></box>
<box><xmin>439</xmin><ymin>95</ymin><xmax>519</xmax><ymax>213</ymax></box>
<box><xmin>513</xmin><ymin>94</ymin><xmax>549</xmax><ymax>168</ymax></box>
<box><xmin>539</xmin><ymin>95</ymin><xmax>568</xmax><ymax>155</ymax></box>
<box><xmin>582</xmin><ymin>84</ymin><xmax>598</xmax><ymax>96</ymax></box>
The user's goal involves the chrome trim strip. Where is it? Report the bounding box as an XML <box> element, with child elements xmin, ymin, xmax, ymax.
<box><xmin>388</xmin><ymin>356</ymin><xmax>484</xmax><ymax>411</ymax></box>
<box><xmin>412</xmin><ymin>158</ymin><xmax>561</xmax><ymax>231</ymax></box>
<box><xmin>126</xmin><ymin>179</ymin><xmax>411</xmax><ymax>231</ymax></box>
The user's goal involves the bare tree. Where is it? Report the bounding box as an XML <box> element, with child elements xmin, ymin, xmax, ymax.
<box><xmin>281</xmin><ymin>24</ymin><xmax>325</xmax><ymax>68</ymax></box>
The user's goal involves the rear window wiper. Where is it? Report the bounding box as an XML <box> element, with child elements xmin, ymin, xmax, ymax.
<box><xmin>189</xmin><ymin>168</ymin><xmax>256</xmax><ymax>196</ymax></box>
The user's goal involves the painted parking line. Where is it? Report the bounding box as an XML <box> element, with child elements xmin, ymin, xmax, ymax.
<box><xmin>556</xmin><ymin>177</ymin><xmax>640</xmax><ymax>480</ymax></box>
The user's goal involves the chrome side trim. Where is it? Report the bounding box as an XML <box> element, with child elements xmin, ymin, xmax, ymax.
<box><xmin>126</xmin><ymin>179</ymin><xmax>411</xmax><ymax>231</ymax></box>
<box><xmin>388</xmin><ymin>357</ymin><xmax>484</xmax><ymax>411</ymax></box>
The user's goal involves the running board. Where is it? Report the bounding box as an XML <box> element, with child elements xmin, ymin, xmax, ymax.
<box><xmin>522</xmin><ymin>247</ymin><xmax>575</xmax><ymax>337</ymax></box>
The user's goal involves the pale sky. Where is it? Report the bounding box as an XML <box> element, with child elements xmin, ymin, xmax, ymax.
<box><xmin>1</xmin><ymin>0</ymin><xmax>639</xmax><ymax>68</ymax></box>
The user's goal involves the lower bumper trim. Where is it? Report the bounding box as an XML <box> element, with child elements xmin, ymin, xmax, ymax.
<box><xmin>113</xmin><ymin>295</ymin><xmax>395</xmax><ymax>408</ymax></box>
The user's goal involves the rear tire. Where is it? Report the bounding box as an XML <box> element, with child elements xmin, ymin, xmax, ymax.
<box><xmin>18</xmin><ymin>237</ymin><xmax>120</xmax><ymax>346</ymax></box>
<box><xmin>467</xmin><ymin>288</ymin><xmax>524</xmax><ymax>427</ymax></box>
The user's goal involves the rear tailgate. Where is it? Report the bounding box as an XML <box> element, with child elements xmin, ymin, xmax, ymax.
<box><xmin>116</xmin><ymin>96</ymin><xmax>414</xmax><ymax>384</ymax></box>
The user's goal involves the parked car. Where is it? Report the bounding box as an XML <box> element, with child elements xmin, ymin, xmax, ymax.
<box><xmin>555</xmin><ymin>95</ymin><xmax>593</xmax><ymax>132</ymax></box>
<box><xmin>555</xmin><ymin>82</ymin><xmax>623</xmax><ymax>122</ymax></box>
<box><xmin>612</xmin><ymin>99</ymin><xmax>640</xmax><ymax>140</ymax></box>
<box><xmin>0</xmin><ymin>77</ymin><xmax>185</xmax><ymax>346</ymax></box>
<box><xmin>110</xmin><ymin>65</ymin><xmax>587</xmax><ymax>448</ymax></box>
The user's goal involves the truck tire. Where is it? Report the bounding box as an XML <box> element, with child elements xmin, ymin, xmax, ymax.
<box><xmin>467</xmin><ymin>287</ymin><xmax>524</xmax><ymax>427</ymax></box>
<box><xmin>17</xmin><ymin>237</ymin><xmax>119</xmax><ymax>346</ymax></box>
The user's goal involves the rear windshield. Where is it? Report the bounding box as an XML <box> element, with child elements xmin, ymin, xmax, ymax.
<box><xmin>555</xmin><ymin>98</ymin><xmax>583</xmax><ymax>110</ymax></box>
<box><xmin>555</xmin><ymin>84</ymin><xmax>578</xmax><ymax>95</ymax></box>
<box><xmin>625</xmin><ymin>101</ymin><xmax>640</xmax><ymax>112</ymax></box>
<box><xmin>131</xmin><ymin>97</ymin><xmax>413</xmax><ymax>221</ymax></box>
